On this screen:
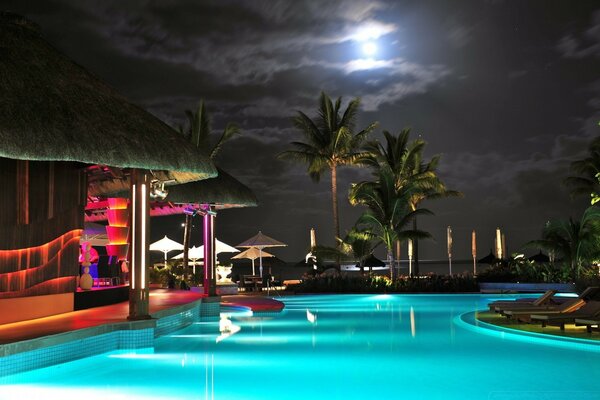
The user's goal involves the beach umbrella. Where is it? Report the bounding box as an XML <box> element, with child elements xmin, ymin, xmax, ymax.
<box><xmin>478</xmin><ymin>250</ymin><xmax>497</xmax><ymax>265</ymax></box>
<box><xmin>472</xmin><ymin>230</ymin><xmax>477</xmax><ymax>275</ymax></box>
<box><xmin>237</xmin><ymin>231</ymin><xmax>287</xmax><ymax>277</ymax></box>
<box><xmin>174</xmin><ymin>239</ymin><xmax>239</xmax><ymax>259</ymax></box>
<box><xmin>172</xmin><ymin>245</ymin><xmax>204</xmax><ymax>274</ymax></box>
<box><xmin>172</xmin><ymin>245</ymin><xmax>204</xmax><ymax>260</ymax></box>
<box><xmin>528</xmin><ymin>251</ymin><xmax>550</xmax><ymax>263</ymax></box>
<box><xmin>198</xmin><ymin>238</ymin><xmax>240</xmax><ymax>255</ymax></box>
<box><xmin>232</xmin><ymin>247</ymin><xmax>275</xmax><ymax>275</ymax></box>
<box><xmin>363</xmin><ymin>254</ymin><xmax>385</xmax><ymax>268</ymax></box>
<box><xmin>150</xmin><ymin>235</ymin><xmax>184</xmax><ymax>267</ymax></box>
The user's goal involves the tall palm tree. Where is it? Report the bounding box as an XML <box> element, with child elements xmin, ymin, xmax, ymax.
<box><xmin>179</xmin><ymin>101</ymin><xmax>240</xmax><ymax>269</ymax></box>
<box><xmin>279</xmin><ymin>92</ymin><xmax>378</xmax><ymax>245</ymax></box>
<box><xmin>527</xmin><ymin>206</ymin><xmax>600</xmax><ymax>279</ymax></box>
<box><xmin>349</xmin><ymin>168</ymin><xmax>432</xmax><ymax>279</ymax></box>
<box><xmin>313</xmin><ymin>227</ymin><xmax>377</xmax><ymax>273</ymax></box>
<box><xmin>363</xmin><ymin>129</ymin><xmax>461</xmax><ymax>275</ymax></box>
<box><xmin>564</xmin><ymin>136</ymin><xmax>600</xmax><ymax>203</ymax></box>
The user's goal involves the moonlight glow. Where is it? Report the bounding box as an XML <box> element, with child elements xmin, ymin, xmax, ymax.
<box><xmin>362</xmin><ymin>41</ymin><xmax>377</xmax><ymax>56</ymax></box>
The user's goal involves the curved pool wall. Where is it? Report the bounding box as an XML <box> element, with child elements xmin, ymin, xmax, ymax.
<box><xmin>2</xmin><ymin>294</ymin><xmax>600</xmax><ymax>400</ymax></box>
<box><xmin>0</xmin><ymin>298</ymin><xmax>207</xmax><ymax>377</ymax></box>
<box><xmin>458</xmin><ymin>311</ymin><xmax>600</xmax><ymax>352</ymax></box>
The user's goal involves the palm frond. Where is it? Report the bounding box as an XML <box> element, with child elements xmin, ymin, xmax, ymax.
<box><xmin>210</xmin><ymin>122</ymin><xmax>240</xmax><ymax>159</ymax></box>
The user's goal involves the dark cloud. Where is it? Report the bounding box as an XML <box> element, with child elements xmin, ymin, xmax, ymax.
<box><xmin>2</xmin><ymin>0</ymin><xmax>599</xmax><ymax>261</ymax></box>
<box><xmin>557</xmin><ymin>10</ymin><xmax>600</xmax><ymax>59</ymax></box>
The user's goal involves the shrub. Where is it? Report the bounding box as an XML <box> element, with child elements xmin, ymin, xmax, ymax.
<box><xmin>287</xmin><ymin>274</ymin><xmax>479</xmax><ymax>293</ymax></box>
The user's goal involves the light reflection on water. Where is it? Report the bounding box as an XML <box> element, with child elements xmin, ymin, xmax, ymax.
<box><xmin>2</xmin><ymin>294</ymin><xmax>600</xmax><ymax>400</ymax></box>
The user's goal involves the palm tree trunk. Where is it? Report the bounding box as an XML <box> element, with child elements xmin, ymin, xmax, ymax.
<box><xmin>412</xmin><ymin>218</ymin><xmax>419</xmax><ymax>276</ymax></box>
<box><xmin>388</xmin><ymin>249</ymin><xmax>395</xmax><ymax>280</ymax></box>
<box><xmin>331</xmin><ymin>164</ymin><xmax>342</xmax><ymax>269</ymax></box>
<box><xmin>331</xmin><ymin>164</ymin><xmax>340</xmax><ymax>245</ymax></box>
<box><xmin>182</xmin><ymin>214</ymin><xmax>192</xmax><ymax>270</ymax></box>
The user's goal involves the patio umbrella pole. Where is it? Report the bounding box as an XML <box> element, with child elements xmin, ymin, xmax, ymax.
<box><xmin>252</xmin><ymin>259</ymin><xmax>255</xmax><ymax>276</ymax></box>
<box><xmin>259</xmin><ymin>247</ymin><xmax>263</xmax><ymax>277</ymax></box>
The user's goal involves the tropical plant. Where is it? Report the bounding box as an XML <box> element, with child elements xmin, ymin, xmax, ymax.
<box><xmin>313</xmin><ymin>227</ymin><xmax>378</xmax><ymax>274</ymax></box>
<box><xmin>349</xmin><ymin>167</ymin><xmax>432</xmax><ymax>279</ymax></box>
<box><xmin>179</xmin><ymin>101</ymin><xmax>241</xmax><ymax>159</ymax></box>
<box><xmin>362</xmin><ymin>129</ymin><xmax>461</xmax><ymax>275</ymax></box>
<box><xmin>526</xmin><ymin>206</ymin><xmax>600</xmax><ymax>279</ymax></box>
<box><xmin>477</xmin><ymin>254</ymin><xmax>572</xmax><ymax>283</ymax></box>
<box><xmin>178</xmin><ymin>101</ymin><xmax>240</xmax><ymax>269</ymax></box>
<box><xmin>278</xmin><ymin>92</ymin><xmax>378</xmax><ymax>244</ymax></box>
<box><xmin>592</xmin><ymin>173</ymin><xmax>600</xmax><ymax>205</ymax></box>
<box><xmin>287</xmin><ymin>274</ymin><xmax>479</xmax><ymax>293</ymax></box>
<box><xmin>564</xmin><ymin>136</ymin><xmax>600</xmax><ymax>203</ymax></box>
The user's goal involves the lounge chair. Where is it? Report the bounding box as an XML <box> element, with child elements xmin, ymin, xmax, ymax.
<box><xmin>574</xmin><ymin>317</ymin><xmax>600</xmax><ymax>333</ymax></box>
<box><xmin>529</xmin><ymin>301</ymin><xmax>600</xmax><ymax>330</ymax></box>
<box><xmin>499</xmin><ymin>287</ymin><xmax>599</xmax><ymax>317</ymax></box>
<box><xmin>488</xmin><ymin>290</ymin><xmax>557</xmax><ymax>312</ymax></box>
<box><xmin>502</xmin><ymin>297</ymin><xmax>586</xmax><ymax>322</ymax></box>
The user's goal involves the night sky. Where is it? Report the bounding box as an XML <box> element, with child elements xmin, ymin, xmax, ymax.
<box><xmin>4</xmin><ymin>1</ymin><xmax>599</xmax><ymax>265</ymax></box>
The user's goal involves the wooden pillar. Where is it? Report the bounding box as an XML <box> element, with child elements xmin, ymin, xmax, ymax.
<box><xmin>128</xmin><ymin>169</ymin><xmax>151</xmax><ymax>320</ymax></box>
<box><xmin>202</xmin><ymin>204</ymin><xmax>217</xmax><ymax>296</ymax></box>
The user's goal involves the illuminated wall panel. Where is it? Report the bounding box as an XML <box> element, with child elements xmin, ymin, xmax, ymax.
<box><xmin>0</xmin><ymin>158</ymin><xmax>85</xmax><ymax>298</ymax></box>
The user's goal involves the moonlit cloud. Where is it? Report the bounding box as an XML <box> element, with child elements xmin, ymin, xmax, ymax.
<box><xmin>346</xmin><ymin>20</ymin><xmax>398</xmax><ymax>42</ymax></box>
<box><xmin>9</xmin><ymin>0</ymin><xmax>597</xmax><ymax>260</ymax></box>
<box><xmin>557</xmin><ymin>10</ymin><xmax>600</xmax><ymax>58</ymax></box>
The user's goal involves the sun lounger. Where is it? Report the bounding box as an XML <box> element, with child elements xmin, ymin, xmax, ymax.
<box><xmin>502</xmin><ymin>298</ymin><xmax>586</xmax><ymax>322</ymax></box>
<box><xmin>499</xmin><ymin>287</ymin><xmax>599</xmax><ymax>316</ymax></box>
<box><xmin>574</xmin><ymin>317</ymin><xmax>600</xmax><ymax>333</ymax></box>
<box><xmin>488</xmin><ymin>290</ymin><xmax>557</xmax><ymax>312</ymax></box>
<box><xmin>529</xmin><ymin>301</ymin><xmax>600</xmax><ymax>330</ymax></box>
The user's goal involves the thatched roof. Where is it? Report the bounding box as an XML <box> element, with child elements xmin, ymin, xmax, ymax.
<box><xmin>167</xmin><ymin>168</ymin><xmax>257</xmax><ymax>209</ymax></box>
<box><xmin>111</xmin><ymin>168</ymin><xmax>257</xmax><ymax>209</ymax></box>
<box><xmin>0</xmin><ymin>12</ymin><xmax>216</xmax><ymax>181</ymax></box>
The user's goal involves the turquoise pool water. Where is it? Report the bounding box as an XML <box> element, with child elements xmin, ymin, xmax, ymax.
<box><xmin>2</xmin><ymin>294</ymin><xmax>600</xmax><ymax>399</ymax></box>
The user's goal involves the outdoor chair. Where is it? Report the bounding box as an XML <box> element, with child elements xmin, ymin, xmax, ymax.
<box><xmin>503</xmin><ymin>298</ymin><xmax>586</xmax><ymax>323</ymax></box>
<box><xmin>95</xmin><ymin>255</ymin><xmax>112</xmax><ymax>286</ymax></box>
<box><xmin>488</xmin><ymin>290</ymin><xmax>557</xmax><ymax>312</ymax></box>
<box><xmin>499</xmin><ymin>287</ymin><xmax>599</xmax><ymax>316</ymax></box>
<box><xmin>529</xmin><ymin>301</ymin><xmax>600</xmax><ymax>330</ymax></box>
<box><xmin>242</xmin><ymin>275</ymin><xmax>262</xmax><ymax>292</ymax></box>
<box><xmin>109</xmin><ymin>257</ymin><xmax>121</xmax><ymax>286</ymax></box>
<box><xmin>574</xmin><ymin>317</ymin><xmax>600</xmax><ymax>333</ymax></box>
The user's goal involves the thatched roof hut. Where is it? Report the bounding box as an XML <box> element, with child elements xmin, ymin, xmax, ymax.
<box><xmin>0</xmin><ymin>12</ymin><xmax>216</xmax><ymax>183</ymax></box>
<box><xmin>166</xmin><ymin>168</ymin><xmax>257</xmax><ymax>209</ymax></box>
<box><xmin>89</xmin><ymin>168</ymin><xmax>257</xmax><ymax>220</ymax></box>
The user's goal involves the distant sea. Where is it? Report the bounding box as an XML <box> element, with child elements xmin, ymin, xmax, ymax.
<box><xmin>230</xmin><ymin>259</ymin><xmax>491</xmax><ymax>281</ymax></box>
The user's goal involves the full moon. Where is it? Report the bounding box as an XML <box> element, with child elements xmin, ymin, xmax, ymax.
<box><xmin>362</xmin><ymin>41</ymin><xmax>377</xmax><ymax>56</ymax></box>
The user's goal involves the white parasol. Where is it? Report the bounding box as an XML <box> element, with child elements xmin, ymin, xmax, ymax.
<box><xmin>150</xmin><ymin>235</ymin><xmax>184</xmax><ymax>267</ymax></box>
<box><xmin>231</xmin><ymin>246</ymin><xmax>275</xmax><ymax>275</ymax></box>
<box><xmin>237</xmin><ymin>231</ymin><xmax>286</xmax><ymax>277</ymax></box>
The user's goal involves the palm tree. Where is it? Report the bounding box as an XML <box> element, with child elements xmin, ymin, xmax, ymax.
<box><xmin>362</xmin><ymin>129</ymin><xmax>461</xmax><ymax>275</ymax></box>
<box><xmin>526</xmin><ymin>206</ymin><xmax>600</xmax><ymax>279</ymax></box>
<box><xmin>564</xmin><ymin>136</ymin><xmax>600</xmax><ymax>203</ymax></box>
<box><xmin>313</xmin><ymin>227</ymin><xmax>377</xmax><ymax>274</ymax></box>
<box><xmin>179</xmin><ymin>101</ymin><xmax>240</xmax><ymax>269</ymax></box>
<box><xmin>278</xmin><ymin>92</ymin><xmax>378</xmax><ymax>245</ymax></box>
<box><xmin>349</xmin><ymin>168</ymin><xmax>432</xmax><ymax>279</ymax></box>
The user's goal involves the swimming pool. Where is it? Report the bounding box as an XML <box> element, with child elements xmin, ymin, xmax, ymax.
<box><xmin>2</xmin><ymin>294</ymin><xmax>600</xmax><ymax>399</ymax></box>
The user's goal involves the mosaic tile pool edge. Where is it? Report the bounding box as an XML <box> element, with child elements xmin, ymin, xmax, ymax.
<box><xmin>0</xmin><ymin>327</ymin><xmax>153</xmax><ymax>378</ymax></box>
<box><xmin>0</xmin><ymin>299</ymin><xmax>206</xmax><ymax>377</ymax></box>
